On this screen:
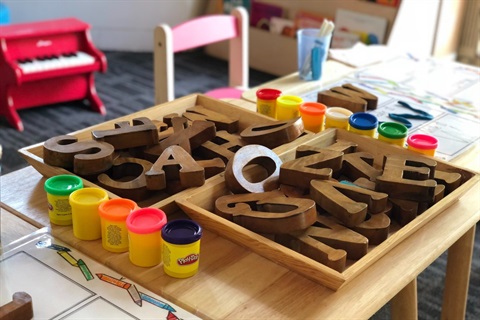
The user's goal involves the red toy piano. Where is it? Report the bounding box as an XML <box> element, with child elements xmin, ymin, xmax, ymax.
<box><xmin>0</xmin><ymin>18</ymin><xmax>107</xmax><ymax>131</ymax></box>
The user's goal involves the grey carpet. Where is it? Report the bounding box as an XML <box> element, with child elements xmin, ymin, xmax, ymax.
<box><xmin>0</xmin><ymin>50</ymin><xmax>478</xmax><ymax>319</ymax></box>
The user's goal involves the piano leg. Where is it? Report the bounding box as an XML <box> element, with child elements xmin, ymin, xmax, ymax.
<box><xmin>87</xmin><ymin>73</ymin><xmax>106</xmax><ymax>115</ymax></box>
<box><xmin>0</xmin><ymin>88</ymin><xmax>24</xmax><ymax>131</ymax></box>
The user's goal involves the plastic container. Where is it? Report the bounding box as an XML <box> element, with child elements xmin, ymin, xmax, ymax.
<box><xmin>44</xmin><ymin>175</ymin><xmax>83</xmax><ymax>226</ymax></box>
<box><xmin>98</xmin><ymin>198</ymin><xmax>139</xmax><ymax>253</ymax></box>
<box><xmin>126</xmin><ymin>207</ymin><xmax>167</xmax><ymax>267</ymax></box>
<box><xmin>324</xmin><ymin>107</ymin><xmax>353</xmax><ymax>130</ymax></box>
<box><xmin>378</xmin><ymin>122</ymin><xmax>408</xmax><ymax>147</ymax></box>
<box><xmin>299</xmin><ymin>102</ymin><xmax>327</xmax><ymax>133</ymax></box>
<box><xmin>162</xmin><ymin>219</ymin><xmax>203</xmax><ymax>278</ymax></box>
<box><xmin>276</xmin><ymin>95</ymin><xmax>303</xmax><ymax>120</ymax></box>
<box><xmin>297</xmin><ymin>28</ymin><xmax>332</xmax><ymax>81</ymax></box>
<box><xmin>256</xmin><ymin>88</ymin><xmax>282</xmax><ymax>118</ymax></box>
<box><xmin>69</xmin><ymin>187</ymin><xmax>109</xmax><ymax>240</ymax></box>
<box><xmin>407</xmin><ymin>133</ymin><xmax>438</xmax><ymax>156</ymax></box>
<box><xmin>348</xmin><ymin>112</ymin><xmax>378</xmax><ymax>137</ymax></box>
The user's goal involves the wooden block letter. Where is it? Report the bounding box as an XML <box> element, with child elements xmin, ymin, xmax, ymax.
<box><xmin>0</xmin><ymin>292</ymin><xmax>33</xmax><ymax>320</ymax></box>
<box><xmin>376</xmin><ymin>154</ymin><xmax>437</xmax><ymax>202</ymax></box>
<box><xmin>143</xmin><ymin>120</ymin><xmax>216</xmax><ymax>162</ymax></box>
<box><xmin>183</xmin><ymin>105</ymin><xmax>239</xmax><ymax>133</ymax></box>
<box><xmin>317</xmin><ymin>83</ymin><xmax>378</xmax><ymax>113</ymax></box>
<box><xmin>310</xmin><ymin>179</ymin><xmax>368</xmax><ymax>227</ymax></box>
<box><xmin>302</xmin><ymin>215</ymin><xmax>369</xmax><ymax>260</ymax></box>
<box><xmin>92</xmin><ymin>117</ymin><xmax>159</xmax><ymax>150</ymax></box>
<box><xmin>279</xmin><ymin>150</ymin><xmax>343</xmax><ymax>189</ymax></box>
<box><xmin>145</xmin><ymin>145</ymin><xmax>205</xmax><ymax>190</ymax></box>
<box><xmin>342</xmin><ymin>152</ymin><xmax>383</xmax><ymax>182</ymax></box>
<box><xmin>224</xmin><ymin>144</ymin><xmax>283</xmax><ymax>194</ymax></box>
<box><xmin>351</xmin><ymin>213</ymin><xmax>390</xmax><ymax>245</ymax></box>
<box><xmin>240</xmin><ymin>117</ymin><xmax>304</xmax><ymax>149</ymax></box>
<box><xmin>215</xmin><ymin>191</ymin><xmax>317</xmax><ymax>234</ymax></box>
<box><xmin>197</xmin><ymin>130</ymin><xmax>245</xmax><ymax>164</ymax></box>
<box><xmin>276</xmin><ymin>230</ymin><xmax>347</xmax><ymax>272</ymax></box>
<box><xmin>43</xmin><ymin>135</ymin><xmax>114</xmax><ymax>176</ymax></box>
<box><xmin>97</xmin><ymin>157</ymin><xmax>153</xmax><ymax>202</ymax></box>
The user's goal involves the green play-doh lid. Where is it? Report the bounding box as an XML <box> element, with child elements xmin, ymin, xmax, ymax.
<box><xmin>44</xmin><ymin>174</ymin><xmax>83</xmax><ymax>196</ymax></box>
<box><xmin>378</xmin><ymin>122</ymin><xmax>408</xmax><ymax>139</ymax></box>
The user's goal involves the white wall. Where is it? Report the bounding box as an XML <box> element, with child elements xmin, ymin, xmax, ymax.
<box><xmin>3</xmin><ymin>0</ymin><xmax>208</xmax><ymax>51</ymax></box>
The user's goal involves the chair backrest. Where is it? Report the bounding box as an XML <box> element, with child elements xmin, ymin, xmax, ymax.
<box><xmin>154</xmin><ymin>7</ymin><xmax>249</xmax><ymax>105</ymax></box>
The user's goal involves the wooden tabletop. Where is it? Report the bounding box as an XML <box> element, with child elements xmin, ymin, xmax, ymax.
<box><xmin>241</xmin><ymin>61</ymin><xmax>355</xmax><ymax>103</ymax></box>
<box><xmin>1</xmin><ymin>98</ymin><xmax>478</xmax><ymax>319</ymax></box>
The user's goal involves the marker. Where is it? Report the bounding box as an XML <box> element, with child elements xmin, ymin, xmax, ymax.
<box><xmin>96</xmin><ymin>273</ymin><xmax>131</xmax><ymax>289</ymax></box>
<box><xmin>77</xmin><ymin>259</ymin><xmax>94</xmax><ymax>281</ymax></box>
<box><xmin>127</xmin><ymin>285</ymin><xmax>142</xmax><ymax>307</ymax></box>
<box><xmin>47</xmin><ymin>244</ymin><xmax>71</xmax><ymax>252</ymax></box>
<box><xmin>36</xmin><ymin>240</ymin><xmax>71</xmax><ymax>252</ymax></box>
<box><xmin>167</xmin><ymin>311</ymin><xmax>180</xmax><ymax>320</ymax></box>
<box><xmin>139</xmin><ymin>292</ymin><xmax>176</xmax><ymax>312</ymax></box>
<box><xmin>97</xmin><ymin>273</ymin><xmax>142</xmax><ymax>306</ymax></box>
<box><xmin>57</xmin><ymin>250</ymin><xmax>78</xmax><ymax>266</ymax></box>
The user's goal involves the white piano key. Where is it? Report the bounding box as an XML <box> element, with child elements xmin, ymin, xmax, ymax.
<box><xmin>18</xmin><ymin>52</ymin><xmax>95</xmax><ymax>74</ymax></box>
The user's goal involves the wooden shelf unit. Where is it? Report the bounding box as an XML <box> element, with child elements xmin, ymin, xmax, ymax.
<box><xmin>205</xmin><ymin>0</ymin><xmax>399</xmax><ymax>76</ymax></box>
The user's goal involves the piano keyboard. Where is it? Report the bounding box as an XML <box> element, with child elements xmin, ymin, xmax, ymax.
<box><xmin>18</xmin><ymin>51</ymin><xmax>95</xmax><ymax>74</ymax></box>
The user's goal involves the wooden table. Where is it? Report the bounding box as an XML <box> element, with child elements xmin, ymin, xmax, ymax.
<box><xmin>1</xmin><ymin>97</ymin><xmax>479</xmax><ymax>319</ymax></box>
<box><xmin>241</xmin><ymin>60</ymin><xmax>355</xmax><ymax>103</ymax></box>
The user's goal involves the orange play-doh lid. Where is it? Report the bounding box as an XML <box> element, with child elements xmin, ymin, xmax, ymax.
<box><xmin>98</xmin><ymin>198</ymin><xmax>138</xmax><ymax>221</ymax></box>
<box><xmin>299</xmin><ymin>102</ymin><xmax>327</xmax><ymax>115</ymax></box>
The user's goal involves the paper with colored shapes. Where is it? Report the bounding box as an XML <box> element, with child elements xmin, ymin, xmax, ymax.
<box><xmin>0</xmin><ymin>232</ymin><xmax>200</xmax><ymax>320</ymax></box>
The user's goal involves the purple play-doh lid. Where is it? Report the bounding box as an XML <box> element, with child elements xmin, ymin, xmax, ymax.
<box><xmin>162</xmin><ymin>219</ymin><xmax>202</xmax><ymax>245</ymax></box>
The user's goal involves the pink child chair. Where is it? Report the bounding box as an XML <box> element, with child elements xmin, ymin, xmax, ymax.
<box><xmin>154</xmin><ymin>6</ymin><xmax>249</xmax><ymax>105</ymax></box>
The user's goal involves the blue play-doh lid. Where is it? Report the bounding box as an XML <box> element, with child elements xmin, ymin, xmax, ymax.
<box><xmin>162</xmin><ymin>219</ymin><xmax>202</xmax><ymax>245</ymax></box>
<box><xmin>349</xmin><ymin>112</ymin><xmax>378</xmax><ymax>130</ymax></box>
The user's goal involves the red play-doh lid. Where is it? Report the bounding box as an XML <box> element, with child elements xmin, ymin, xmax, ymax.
<box><xmin>407</xmin><ymin>133</ymin><xmax>438</xmax><ymax>150</ymax></box>
<box><xmin>126</xmin><ymin>207</ymin><xmax>167</xmax><ymax>234</ymax></box>
<box><xmin>256</xmin><ymin>88</ymin><xmax>282</xmax><ymax>100</ymax></box>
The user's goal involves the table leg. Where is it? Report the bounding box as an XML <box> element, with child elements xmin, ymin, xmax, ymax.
<box><xmin>391</xmin><ymin>278</ymin><xmax>418</xmax><ymax>320</ymax></box>
<box><xmin>441</xmin><ymin>224</ymin><xmax>476</xmax><ymax>320</ymax></box>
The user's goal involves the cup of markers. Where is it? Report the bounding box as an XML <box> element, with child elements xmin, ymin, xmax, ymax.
<box><xmin>297</xmin><ymin>19</ymin><xmax>335</xmax><ymax>81</ymax></box>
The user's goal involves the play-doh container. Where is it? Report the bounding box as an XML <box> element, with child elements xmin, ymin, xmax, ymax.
<box><xmin>348</xmin><ymin>112</ymin><xmax>378</xmax><ymax>137</ymax></box>
<box><xmin>324</xmin><ymin>107</ymin><xmax>353</xmax><ymax>130</ymax></box>
<box><xmin>276</xmin><ymin>95</ymin><xmax>303</xmax><ymax>120</ymax></box>
<box><xmin>299</xmin><ymin>102</ymin><xmax>327</xmax><ymax>133</ymax></box>
<box><xmin>256</xmin><ymin>88</ymin><xmax>282</xmax><ymax>118</ymax></box>
<box><xmin>126</xmin><ymin>207</ymin><xmax>167</xmax><ymax>267</ymax></box>
<box><xmin>162</xmin><ymin>219</ymin><xmax>203</xmax><ymax>278</ymax></box>
<box><xmin>69</xmin><ymin>187</ymin><xmax>109</xmax><ymax>240</ymax></box>
<box><xmin>98</xmin><ymin>198</ymin><xmax>139</xmax><ymax>253</ymax></box>
<box><xmin>378</xmin><ymin>122</ymin><xmax>408</xmax><ymax>147</ymax></box>
<box><xmin>44</xmin><ymin>175</ymin><xmax>83</xmax><ymax>226</ymax></box>
<box><xmin>407</xmin><ymin>133</ymin><xmax>438</xmax><ymax>156</ymax></box>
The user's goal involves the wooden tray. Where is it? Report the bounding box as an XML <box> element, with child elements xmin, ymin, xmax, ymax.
<box><xmin>173</xmin><ymin>129</ymin><xmax>479</xmax><ymax>290</ymax></box>
<box><xmin>18</xmin><ymin>94</ymin><xmax>313</xmax><ymax>207</ymax></box>
<box><xmin>18</xmin><ymin>95</ymin><xmax>478</xmax><ymax>291</ymax></box>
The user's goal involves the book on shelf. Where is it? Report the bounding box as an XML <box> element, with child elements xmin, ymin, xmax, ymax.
<box><xmin>332</xmin><ymin>9</ymin><xmax>388</xmax><ymax>48</ymax></box>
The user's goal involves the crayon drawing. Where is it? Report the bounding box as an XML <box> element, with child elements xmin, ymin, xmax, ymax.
<box><xmin>0</xmin><ymin>233</ymin><xmax>199</xmax><ymax>320</ymax></box>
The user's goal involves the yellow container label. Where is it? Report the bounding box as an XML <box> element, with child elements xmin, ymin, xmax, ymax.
<box><xmin>163</xmin><ymin>240</ymin><xmax>201</xmax><ymax>278</ymax></box>
<box><xmin>128</xmin><ymin>231</ymin><xmax>162</xmax><ymax>267</ymax></box>
<box><xmin>349</xmin><ymin>126</ymin><xmax>376</xmax><ymax>137</ymax></box>
<box><xmin>101</xmin><ymin>219</ymin><xmax>129</xmax><ymax>253</ymax></box>
<box><xmin>378</xmin><ymin>134</ymin><xmax>406</xmax><ymax>147</ymax></box>
<box><xmin>47</xmin><ymin>193</ymin><xmax>73</xmax><ymax>225</ymax></box>
<box><xmin>257</xmin><ymin>99</ymin><xmax>276</xmax><ymax>118</ymax></box>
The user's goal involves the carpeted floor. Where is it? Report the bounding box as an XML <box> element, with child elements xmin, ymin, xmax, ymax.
<box><xmin>0</xmin><ymin>50</ymin><xmax>478</xmax><ymax>319</ymax></box>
